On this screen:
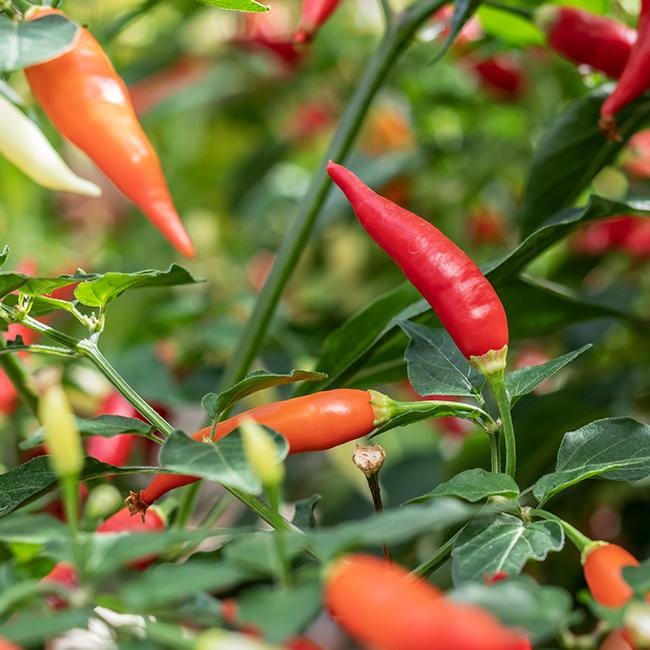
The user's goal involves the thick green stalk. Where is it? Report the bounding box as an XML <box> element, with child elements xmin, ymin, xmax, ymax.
<box><xmin>173</xmin><ymin>482</ymin><xmax>201</xmax><ymax>529</ymax></box>
<box><xmin>0</xmin><ymin>335</ymin><xmax>38</xmax><ymax>415</ymax></box>
<box><xmin>487</xmin><ymin>370</ymin><xmax>516</xmax><ymax>478</ymax></box>
<box><xmin>489</xmin><ymin>432</ymin><xmax>501</xmax><ymax>473</ymax></box>
<box><xmin>219</xmin><ymin>0</ymin><xmax>447</xmax><ymax>390</ymax></box>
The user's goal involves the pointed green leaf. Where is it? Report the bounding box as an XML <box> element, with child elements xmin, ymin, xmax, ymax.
<box><xmin>409</xmin><ymin>469</ymin><xmax>519</xmax><ymax>504</ymax></box>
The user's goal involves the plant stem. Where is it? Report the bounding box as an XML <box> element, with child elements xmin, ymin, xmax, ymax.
<box><xmin>219</xmin><ymin>0</ymin><xmax>447</xmax><ymax>391</ymax></box>
<box><xmin>412</xmin><ymin>527</ymin><xmax>465</xmax><ymax>578</ymax></box>
<box><xmin>366</xmin><ymin>473</ymin><xmax>392</xmax><ymax>562</ymax></box>
<box><xmin>224</xmin><ymin>485</ymin><xmax>298</xmax><ymax>534</ymax></box>
<box><xmin>0</xmin><ymin>335</ymin><xmax>38</xmax><ymax>415</ymax></box>
<box><xmin>267</xmin><ymin>484</ymin><xmax>290</xmax><ymax>586</ymax></box>
<box><xmin>62</xmin><ymin>473</ymin><xmax>83</xmax><ymax>574</ymax></box>
<box><xmin>484</xmin><ymin>1</ymin><xmax>533</xmax><ymax>20</ymax></box>
<box><xmin>174</xmin><ymin>482</ymin><xmax>201</xmax><ymax>529</ymax></box>
<box><xmin>489</xmin><ymin>432</ymin><xmax>501</xmax><ymax>473</ymax></box>
<box><xmin>486</xmin><ymin>370</ymin><xmax>516</xmax><ymax>478</ymax></box>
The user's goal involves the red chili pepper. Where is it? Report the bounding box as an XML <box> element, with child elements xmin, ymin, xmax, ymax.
<box><xmin>128</xmin><ymin>389</ymin><xmax>380</xmax><ymax>514</ymax></box>
<box><xmin>600</xmin><ymin>630</ymin><xmax>633</xmax><ymax>650</ymax></box>
<box><xmin>537</xmin><ymin>6</ymin><xmax>635</xmax><ymax>79</ymax></box>
<box><xmin>294</xmin><ymin>0</ymin><xmax>341</xmax><ymax>44</ymax></box>
<box><xmin>582</xmin><ymin>543</ymin><xmax>642</xmax><ymax>608</ymax></box>
<box><xmin>42</xmin><ymin>506</ymin><xmax>165</xmax><ymax>608</ymax></box>
<box><xmin>325</xmin><ymin>554</ymin><xmax>531</xmax><ymax>650</ymax></box>
<box><xmin>24</xmin><ymin>8</ymin><xmax>195</xmax><ymax>258</ymax></box>
<box><xmin>469</xmin><ymin>209</ymin><xmax>508</xmax><ymax>247</ymax></box>
<box><xmin>0</xmin><ymin>637</ymin><xmax>21</xmax><ymax>650</ymax></box>
<box><xmin>327</xmin><ymin>162</ymin><xmax>509</xmax><ymax>363</ymax></box>
<box><xmin>468</xmin><ymin>55</ymin><xmax>526</xmax><ymax>102</ymax></box>
<box><xmin>286</xmin><ymin>638</ymin><xmax>323</xmax><ymax>650</ymax></box>
<box><xmin>0</xmin><ymin>370</ymin><xmax>18</xmax><ymax>416</ymax></box>
<box><xmin>600</xmin><ymin>0</ymin><xmax>650</xmax><ymax>138</ymax></box>
<box><xmin>86</xmin><ymin>392</ymin><xmax>139</xmax><ymax>467</ymax></box>
<box><xmin>625</xmin><ymin>129</ymin><xmax>650</xmax><ymax>177</ymax></box>
<box><xmin>571</xmin><ymin>215</ymin><xmax>650</xmax><ymax>259</ymax></box>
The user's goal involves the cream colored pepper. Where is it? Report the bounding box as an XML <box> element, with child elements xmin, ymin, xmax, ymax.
<box><xmin>0</xmin><ymin>92</ymin><xmax>100</xmax><ymax>196</ymax></box>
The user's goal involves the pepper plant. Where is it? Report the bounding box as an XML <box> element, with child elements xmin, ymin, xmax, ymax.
<box><xmin>0</xmin><ymin>0</ymin><xmax>649</xmax><ymax>648</ymax></box>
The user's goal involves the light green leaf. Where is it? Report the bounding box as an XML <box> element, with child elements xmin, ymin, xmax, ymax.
<box><xmin>196</xmin><ymin>0</ymin><xmax>269</xmax><ymax>12</ymax></box>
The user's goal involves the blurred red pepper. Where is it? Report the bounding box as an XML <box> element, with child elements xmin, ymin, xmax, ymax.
<box><xmin>600</xmin><ymin>631</ymin><xmax>633</xmax><ymax>650</ymax></box>
<box><xmin>469</xmin><ymin>209</ymin><xmax>508</xmax><ymax>247</ymax></box>
<box><xmin>24</xmin><ymin>7</ymin><xmax>195</xmax><ymax>258</ymax></box>
<box><xmin>624</xmin><ymin>130</ymin><xmax>650</xmax><ymax>178</ymax></box>
<box><xmin>571</xmin><ymin>215</ymin><xmax>650</xmax><ymax>259</ymax></box>
<box><xmin>466</xmin><ymin>54</ymin><xmax>526</xmax><ymax>102</ymax></box>
<box><xmin>294</xmin><ymin>0</ymin><xmax>341</xmax><ymax>44</ymax></box>
<box><xmin>431</xmin><ymin>5</ymin><xmax>483</xmax><ymax>53</ymax></box>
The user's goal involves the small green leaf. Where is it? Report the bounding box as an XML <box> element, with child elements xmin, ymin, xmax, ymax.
<box><xmin>506</xmin><ymin>344</ymin><xmax>592</xmax><ymax>405</ymax></box>
<box><xmin>292</xmin><ymin>494</ymin><xmax>322</xmax><ymax>531</ymax></box>
<box><xmin>452</xmin><ymin>513</ymin><xmax>564</xmax><ymax>584</ymax></box>
<box><xmin>409</xmin><ymin>469</ymin><xmax>519</xmax><ymax>504</ymax></box>
<box><xmin>158</xmin><ymin>427</ymin><xmax>288</xmax><ymax>494</ymax></box>
<box><xmin>223</xmin><ymin>531</ymin><xmax>307</xmax><ymax>576</ymax></box>
<box><xmin>120</xmin><ymin>561</ymin><xmax>252</xmax><ymax>610</ymax></box>
<box><xmin>478</xmin><ymin>5</ymin><xmax>544</xmax><ymax>46</ymax></box>
<box><xmin>20</xmin><ymin>415</ymin><xmax>153</xmax><ymax>450</ymax></box>
<box><xmin>196</xmin><ymin>0</ymin><xmax>269</xmax><ymax>12</ymax></box>
<box><xmin>0</xmin><ymin>610</ymin><xmax>91</xmax><ymax>646</ymax></box>
<box><xmin>74</xmin><ymin>264</ymin><xmax>201</xmax><ymax>308</ymax></box>
<box><xmin>203</xmin><ymin>369</ymin><xmax>327</xmax><ymax>421</ymax></box>
<box><xmin>532</xmin><ymin>418</ymin><xmax>650</xmax><ymax>504</ymax></box>
<box><xmin>622</xmin><ymin>561</ymin><xmax>650</xmax><ymax>597</ymax></box>
<box><xmin>0</xmin><ymin>513</ymin><xmax>67</xmax><ymax>545</ymax></box>
<box><xmin>451</xmin><ymin>576</ymin><xmax>574</xmax><ymax>643</ymax></box>
<box><xmin>0</xmin><ymin>14</ymin><xmax>79</xmax><ymax>72</ymax></box>
<box><xmin>401</xmin><ymin>321</ymin><xmax>482</xmax><ymax>397</ymax></box>
<box><xmin>238</xmin><ymin>580</ymin><xmax>323</xmax><ymax>643</ymax></box>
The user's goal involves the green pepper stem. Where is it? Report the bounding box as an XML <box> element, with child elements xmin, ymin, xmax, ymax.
<box><xmin>532</xmin><ymin>509</ymin><xmax>592</xmax><ymax>554</ymax></box>
<box><xmin>489</xmin><ymin>432</ymin><xmax>501</xmax><ymax>473</ymax></box>
<box><xmin>486</xmin><ymin>370</ymin><xmax>517</xmax><ymax>478</ymax></box>
<box><xmin>218</xmin><ymin>0</ymin><xmax>449</xmax><ymax>391</ymax></box>
<box><xmin>412</xmin><ymin>526</ymin><xmax>465</xmax><ymax>578</ymax></box>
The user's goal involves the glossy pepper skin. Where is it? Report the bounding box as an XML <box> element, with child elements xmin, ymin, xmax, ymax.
<box><xmin>325</xmin><ymin>554</ymin><xmax>531</xmax><ymax>650</ymax></box>
<box><xmin>130</xmin><ymin>389</ymin><xmax>377</xmax><ymax>511</ymax></box>
<box><xmin>327</xmin><ymin>162</ymin><xmax>509</xmax><ymax>361</ymax></box>
<box><xmin>42</xmin><ymin>506</ymin><xmax>165</xmax><ymax>608</ymax></box>
<box><xmin>0</xmin><ymin>94</ymin><xmax>100</xmax><ymax>197</ymax></box>
<box><xmin>294</xmin><ymin>0</ymin><xmax>342</xmax><ymax>44</ymax></box>
<box><xmin>537</xmin><ymin>6</ymin><xmax>635</xmax><ymax>79</ymax></box>
<box><xmin>24</xmin><ymin>7</ymin><xmax>195</xmax><ymax>258</ymax></box>
<box><xmin>583</xmin><ymin>543</ymin><xmax>643</xmax><ymax>608</ymax></box>
<box><xmin>600</xmin><ymin>0</ymin><xmax>650</xmax><ymax>138</ymax></box>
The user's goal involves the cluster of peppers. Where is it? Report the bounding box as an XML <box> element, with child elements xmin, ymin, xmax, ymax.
<box><xmin>2</xmin><ymin>1</ymin><xmax>650</xmax><ymax>648</ymax></box>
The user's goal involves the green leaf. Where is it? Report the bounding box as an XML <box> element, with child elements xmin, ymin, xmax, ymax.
<box><xmin>506</xmin><ymin>344</ymin><xmax>592</xmax><ymax>405</ymax></box>
<box><xmin>0</xmin><ymin>14</ymin><xmax>79</xmax><ymax>72</ymax></box>
<box><xmin>401</xmin><ymin>321</ymin><xmax>482</xmax><ymax>397</ymax></box>
<box><xmin>238</xmin><ymin>580</ymin><xmax>323</xmax><ymax>643</ymax></box>
<box><xmin>291</xmin><ymin>494</ymin><xmax>322</xmax><ymax>531</ymax></box>
<box><xmin>196</xmin><ymin>0</ymin><xmax>269</xmax><ymax>12</ymax></box>
<box><xmin>451</xmin><ymin>513</ymin><xmax>564</xmax><ymax>584</ymax></box>
<box><xmin>478</xmin><ymin>5</ymin><xmax>544</xmax><ymax>46</ymax></box>
<box><xmin>0</xmin><ymin>457</ymin><xmax>160</xmax><ymax>519</ymax></box>
<box><xmin>310</xmin><ymin>499</ymin><xmax>475</xmax><ymax>561</ymax></box>
<box><xmin>0</xmin><ymin>610</ymin><xmax>91</xmax><ymax>646</ymax></box>
<box><xmin>120</xmin><ymin>561</ymin><xmax>252</xmax><ymax>610</ymax></box>
<box><xmin>203</xmin><ymin>369</ymin><xmax>326</xmax><ymax>420</ymax></box>
<box><xmin>622</xmin><ymin>561</ymin><xmax>650</xmax><ymax>597</ymax></box>
<box><xmin>520</xmin><ymin>87</ymin><xmax>650</xmax><ymax>235</ymax></box>
<box><xmin>0</xmin><ymin>270</ymin><xmax>96</xmax><ymax>300</ymax></box>
<box><xmin>73</xmin><ymin>264</ymin><xmax>201</xmax><ymax>308</ymax></box>
<box><xmin>20</xmin><ymin>415</ymin><xmax>153</xmax><ymax>450</ymax></box>
<box><xmin>451</xmin><ymin>575</ymin><xmax>574</xmax><ymax>643</ymax></box>
<box><xmin>0</xmin><ymin>513</ymin><xmax>67</xmax><ymax>544</ymax></box>
<box><xmin>409</xmin><ymin>469</ymin><xmax>519</xmax><ymax>504</ymax></box>
<box><xmin>158</xmin><ymin>427</ymin><xmax>288</xmax><ymax>494</ymax></box>
<box><xmin>0</xmin><ymin>244</ymin><xmax>9</xmax><ymax>268</ymax></box>
<box><xmin>532</xmin><ymin>418</ymin><xmax>650</xmax><ymax>504</ymax></box>
<box><xmin>223</xmin><ymin>531</ymin><xmax>306</xmax><ymax>576</ymax></box>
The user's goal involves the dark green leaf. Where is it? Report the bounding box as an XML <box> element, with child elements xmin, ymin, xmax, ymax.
<box><xmin>0</xmin><ymin>14</ymin><xmax>79</xmax><ymax>72</ymax></box>
<box><xmin>238</xmin><ymin>580</ymin><xmax>322</xmax><ymax>643</ymax></box>
<box><xmin>532</xmin><ymin>418</ymin><xmax>650</xmax><ymax>504</ymax></box>
<box><xmin>120</xmin><ymin>561</ymin><xmax>252</xmax><ymax>609</ymax></box>
<box><xmin>451</xmin><ymin>513</ymin><xmax>564</xmax><ymax>584</ymax></box>
<box><xmin>74</xmin><ymin>265</ymin><xmax>201</xmax><ymax>308</ymax></box>
<box><xmin>401</xmin><ymin>321</ymin><xmax>482</xmax><ymax>397</ymax></box>
<box><xmin>409</xmin><ymin>469</ymin><xmax>519</xmax><ymax>503</ymax></box>
<box><xmin>159</xmin><ymin>427</ymin><xmax>288</xmax><ymax>494</ymax></box>
<box><xmin>197</xmin><ymin>0</ymin><xmax>269</xmax><ymax>12</ymax></box>
<box><xmin>520</xmin><ymin>87</ymin><xmax>650</xmax><ymax>235</ymax></box>
<box><xmin>451</xmin><ymin>576</ymin><xmax>574</xmax><ymax>643</ymax></box>
<box><xmin>0</xmin><ymin>610</ymin><xmax>91</xmax><ymax>645</ymax></box>
<box><xmin>291</xmin><ymin>494</ymin><xmax>322</xmax><ymax>531</ymax></box>
<box><xmin>310</xmin><ymin>499</ymin><xmax>474</xmax><ymax>561</ymax></box>
<box><xmin>20</xmin><ymin>415</ymin><xmax>153</xmax><ymax>450</ymax></box>
<box><xmin>203</xmin><ymin>369</ymin><xmax>326</xmax><ymax>420</ymax></box>
<box><xmin>506</xmin><ymin>344</ymin><xmax>592</xmax><ymax>405</ymax></box>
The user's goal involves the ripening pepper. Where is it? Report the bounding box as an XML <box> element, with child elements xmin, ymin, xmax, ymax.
<box><xmin>600</xmin><ymin>630</ymin><xmax>633</xmax><ymax>650</ymax></box>
<box><xmin>128</xmin><ymin>389</ymin><xmax>387</xmax><ymax>514</ymax></box>
<box><xmin>582</xmin><ymin>543</ymin><xmax>649</xmax><ymax>608</ymax></box>
<box><xmin>600</xmin><ymin>0</ymin><xmax>650</xmax><ymax>138</ymax></box>
<box><xmin>294</xmin><ymin>0</ymin><xmax>341</xmax><ymax>44</ymax></box>
<box><xmin>24</xmin><ymin>7</ymin><xmax>195</xmax><ymax>258</ymax></box>
<box><xmin>325</xmin><ymin>554</ymin><xmax>531</xmax><ymax>650</ymax></box>
<box><xmin>43</xmin><ymin>506</ymin><xmax>166</xmax><ymax>608</ymax></box>
<box><xmin>0</xmin><ymin>94</ymin><xmax>100</xmax><ymax>197</ymax></box>
<box><xmin>537</xmin><ymin>5</ymin><xmax>635</xmax><ymax>79</ymax></box>
<box><xmin>468</xmin><ymin>55</ymin><xmax>526</xmax><ymax>102</ymax></box>
<box><xmin>327</xmin><ymin>162</ymin><xmax>509</xmax><ymax>369</ymax></box>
